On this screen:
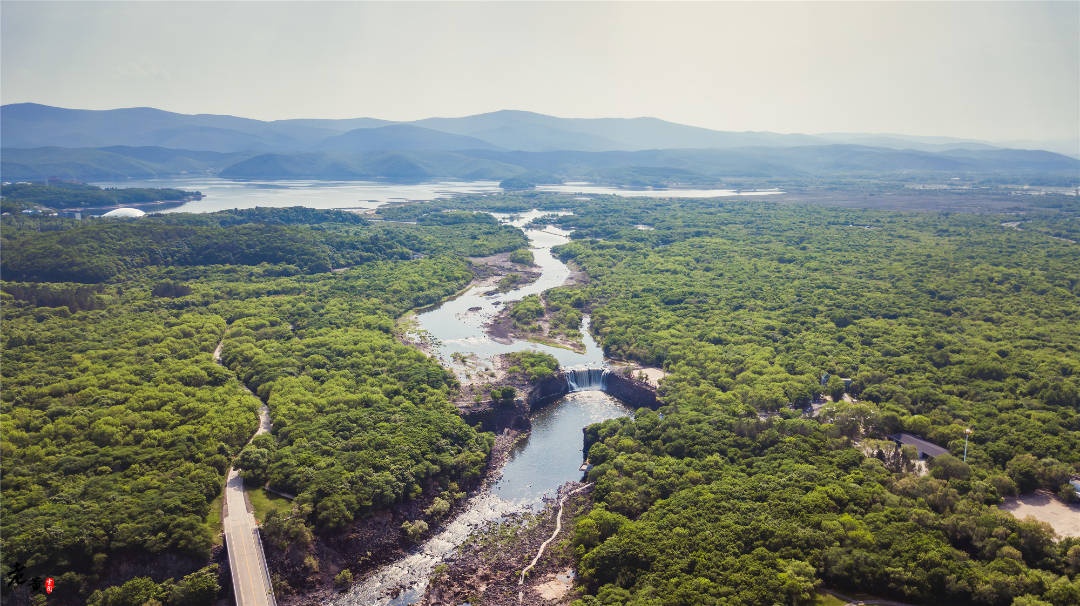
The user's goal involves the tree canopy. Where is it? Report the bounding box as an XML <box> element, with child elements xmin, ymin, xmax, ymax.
<box><xmin>1</xmin><ymin>206</ymin><xmax>523</xmax><ymax>603</ymax></box>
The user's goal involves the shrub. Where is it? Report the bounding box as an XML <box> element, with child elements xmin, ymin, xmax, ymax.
<box><xmin>509</xmin><ymin>248</ymin><xmax>534</xmax><ymax>265</ymax></box>
<box><xmin>334</xmin><ymin>569</ymin><xmax>353</xmax><ymax>589</ymax></box>
<box><xmin>402</xmin><ymin>519</ymin><xmax>429</xmax><ymax>543</ymax></box>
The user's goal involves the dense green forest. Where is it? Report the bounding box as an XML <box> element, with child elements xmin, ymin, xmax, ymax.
<box><xmin>1</xmin><ymin>281</ymin><xmax>257</xmax><ymax>602</ymax></box>
<box><xmin>4</xmin><ymin>189</ymin><xmax>1080</xmax><ymax>605</ymax></box>
<box><xmin>381</xmin><ymin>193</ymin><xmax>1080</xmax><ymax>605</ymax></box>
<box><xmin>0</xmin><ymin>207</ymin><xmax>524</xmax><ymax>282</ymax></box>
<box><xmin>219</xmin><ymin>256</ymin><xmax>495</xmax><ymax>531</ymax></box>
<box><xmin>0</xmin><ymin>206</ymin><xmax>524</xmax><ymax>604</ymax></box>
<box><xmin>554</xmin><ymin>198</ymin><xmax>1080</xmax><ymax>605</ymax></box>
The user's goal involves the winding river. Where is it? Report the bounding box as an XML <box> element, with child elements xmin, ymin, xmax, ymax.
<box><xmin>332</xmin><ymin>210</ymin><xmax>631</xmax><ymax>606</ymax></box>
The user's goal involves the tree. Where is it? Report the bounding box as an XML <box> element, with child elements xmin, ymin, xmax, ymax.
<box><xmin>316</xmin><ymin>495</ymin><xmax>352</xmax><ymax>532</ymax></box>
<box><xmin>508</xmin><ymin>248</ymin><xmax>534</xmax><ymax>265</ymax></box>
<box><xmin>402</xmin><ymin>519</ymin><xmax>429</xmax><ymax>543</ymax></box>
<box><xmin>88</xmin><ymin>577</ymin><xmax>168</xmax><ymax>606</ymax></box>
<box><xmin>1066</xmin><ymin>545</ymin><xmax>1080</xmax><ymax>575</ymax></box>
<box><xmin>167</xmin><ymin>566</ymin><xmax>219</xmax><ymax>606</ymax></box>
<box><xmin>930</xmin><ymin>453</ymin><xmax>971</xmax><ymax>481</ymax></box>
<box><xmin>826</xmin><ymin>375</ymin><xmax>846</xmax><ymax>401</ymax></box>
<box><xmin>778</xmin><ymin>560</ymin><xmax>820</xmax><ymax>606</ymax></box>
<box><xmin>1057</xmin><ymin>483</ymin><xmax>1079</xmax><ymax>504</ymax></box>
<box><xmin>236</xmin><ymin>446</ymin><xmax>271</xmax><ymax>486</ymax></box>
<box><xmin>490</xmin><ymin>386</ymin><xmax>517</xmax><ymax>406</ymax></box>
<box><xmin>1007</xmin><ymin>454</ymin><xmax>1042</xmax><ymax>494</ymax></box>
<box><xmin>904</xmin><ymin>415</ymin><xmax>933</xmax><ymax>437</ymax></box>
<box><xmin>1011</xmin><ymin>596</ymin><xmax>1053</xmax><ymax>606</ymax></box>
<box><xmin>424</xmin><ymin>497</ymin><xmax>451</xmax><ymax>519</ymax></box>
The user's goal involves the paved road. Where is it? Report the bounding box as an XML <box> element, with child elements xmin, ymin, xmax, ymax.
<box><xmin>224</xmin><ymin>462</ymin><xmax>276</xmax><ymax>606</ymax></box>
<box><xmin>224</xmin><ymin>404</ymin><xmax>275</xmax><ymax>606</ymax></box>
<box><xmin>217</xmin><ymin>336</ymin><xmax>277</xmax><ymax>606</ymax></box>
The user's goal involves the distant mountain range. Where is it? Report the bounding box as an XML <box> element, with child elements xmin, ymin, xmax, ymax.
<box><xmin>2</xmin><ymin>103</ymin><xmax>1077</xmax><ymax>185</ymax></box>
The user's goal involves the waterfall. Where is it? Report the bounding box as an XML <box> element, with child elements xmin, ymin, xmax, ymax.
<box><xmin>565</xmin><ymin>368</ymin><xmax>609</xmax><ymax>392</ymax></box>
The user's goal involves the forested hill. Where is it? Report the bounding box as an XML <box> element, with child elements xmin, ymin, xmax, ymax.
<box><xmin>1</xmin><ymin>207</ymin><xmax>526</xmax><ymax>604</ymax></box>
<box><xmin>0</xmin><ymin>103</ymin><xmax>993</xmax><ymax>153</ymax></box>
<box><xmin>0</xmin><ymin>181</ymin><xmax>198</xmax><ymax>212</ymax></box>
<box><xmin>381</xmin><ymin>194</ymin><xmax>1080</xmax><ymax>605</ymax></box>
<box><xmin>0</xmin><ymin>207</ymin><xmax>523</xmax><ymax>282</ymax></box>
<box><xmin>6</xmin><ymin>143</ymin><xmax>1077</xmax><ymax>186</ymax></box>
<box><xmin>3</xmin><ymin>104</ymin><xmax>1077</xmax><ymax>186</ymax></box>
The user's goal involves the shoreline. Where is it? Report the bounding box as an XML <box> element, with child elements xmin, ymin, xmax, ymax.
<box><xmin>483</xmin><ymin>256</ymin><xmax>590</xmax><ymax>354</ymax></box>
<box><xmin>277</xmin><ymin>427</ymin><xmax>526</xmax><ymax>606</ymax></box>
<box><xmin>421</xmin><ymin>482</ymin><xmax>595</xmax><ymax>606</ymax></box>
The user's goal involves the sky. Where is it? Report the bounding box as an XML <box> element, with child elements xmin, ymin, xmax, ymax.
<box><xmin>2</xmin><ymin>1</ymin><xmax>1077</xmax><ymax>144</ymax></box>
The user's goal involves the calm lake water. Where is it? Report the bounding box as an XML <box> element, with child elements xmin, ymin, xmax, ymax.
<box><xmin>90</xmin><ymin>178</ymin><xmax>505</xmax><ymax>213</ymax></box>
<box><xmin>89</xmin><ymin>177</ymin><xmax>782</xmax><ymax>215</ymax></box>
<box><xmin>538</xmin><ymin>181</ymin><xmax>784</xmax><ymax>198</ymax></box>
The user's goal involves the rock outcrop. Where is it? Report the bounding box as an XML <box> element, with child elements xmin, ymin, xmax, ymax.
<box><xmin>459</xmin><ymin>368</ymin><xmax>659</xmax><ymax>433</ymax></box>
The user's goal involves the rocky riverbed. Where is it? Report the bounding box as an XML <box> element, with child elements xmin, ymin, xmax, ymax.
<box><xmin>421</xmin><ymin>484</ymin><xmax>593</xmax><ymax>606</ymax></box>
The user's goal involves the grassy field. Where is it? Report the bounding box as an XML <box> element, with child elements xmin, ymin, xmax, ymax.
<box><xmin>248</xmin><ymin>487</ymin><xmax>291</xmax><ymax>523</ymax></box>
<box><xmin>204</xmin><ymin>493</ymin><xmax>224</xmax><ymax>546</ymax></box>
<box><xmin>204</xmin><ymin>484</ymin><xmax>289</xmax><ymax>544</ymax></box>
<box><xmin>815</xmin><ymin>592</ymin><xmax>848</xmax><ymax>606</ymax></box>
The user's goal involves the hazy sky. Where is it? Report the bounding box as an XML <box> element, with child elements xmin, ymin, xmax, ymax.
<box><xmin>2</xmin><ymin>1</ymin><xmax>1077</xmax><ymax>143</ymax></box>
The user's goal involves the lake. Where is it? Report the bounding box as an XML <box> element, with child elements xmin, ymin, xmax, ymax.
<box><xmin>89</xmin><ymin>178</ymin><xmax>505</xmax><ymax>213</ymax></box>
<box><xmin>89</xmin><ymin>177</ymin><xmax>782</xmax><ymax>214</ymax></box>
<box><xmin>537</xmin><ymin>182</ymin><xmax>784</xmax><ymax>197</ymax></box>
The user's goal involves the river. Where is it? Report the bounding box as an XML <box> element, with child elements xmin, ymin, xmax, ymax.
<box><xmin>410</xmin><ymin>211</ymin><xmax>603</xmax><ymax>375</ymax></box>
<box><xmin>84</xmin><ymin>181</ymin><xmax>639</xmax><ymax>602</ymax></box>
<box><xmin>332</xmin><ymin>210</ymin><xmax>631</xmax><ymax>606</ymax></box>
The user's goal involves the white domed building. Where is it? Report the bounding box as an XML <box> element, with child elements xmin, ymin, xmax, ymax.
<box><xmin>101</xmin><ymin>207</ymin><xmax>146</xmax><ymax>218</ymax></box>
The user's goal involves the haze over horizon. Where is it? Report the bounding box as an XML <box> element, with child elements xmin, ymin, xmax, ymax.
<box><xmin>2</xmin><ymin>1</ymin><xmax>1077</xmax><ymax>149</ymax></box>
<box><xmin>0</xmin><ymin>101</ymin><xmax>1060</xmax><ymax>146</ymax></box>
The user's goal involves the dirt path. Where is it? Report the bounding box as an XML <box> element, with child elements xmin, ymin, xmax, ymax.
<box><xmin>517</xmin><ymin>483</ymin><xmax>592</xmax><ymax>603</ymax></box>
<box><xmin>1001</xmin><ymin>491</ymin><xmax>1080</xmax><ymax>537</ymax></box>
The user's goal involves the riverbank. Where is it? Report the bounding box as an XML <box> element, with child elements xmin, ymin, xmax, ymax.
<box><xmin>422</xmin><ymin>483</ymin><xmax>593</xmax><ymax>606</ymax></box>
<box><xmin>471</xmin><ymin>250</ymin><xmax>543</xmax><ymax>295</ymax></box>
<box><xmin>484</xmin><ymin>260</ymin><xmax>589</xmax><ymax>354</ymax></box>
<box><xmin>396</xmin><ymin>251</ymin><xmax>545</xmax><ymax>387</ymax></box>
<box><xmin>274</xmin><ymin>428</ymin><xmax>525</xmax><ymax>605</ymax></box>
<box><xmin>454</xmin><ymin>360</ymin><xmax>663</xmax><ymax>436</ymax></box>
<box><xmin>452</xmin><ymin>354</ymin><xmax>543</xmax><ymax>429</ymax></box>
